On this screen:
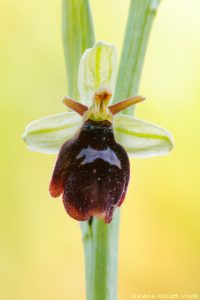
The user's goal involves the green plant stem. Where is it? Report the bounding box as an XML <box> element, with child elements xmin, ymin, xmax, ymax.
<box><xmin>81</xmin><ymin>211</ymin><xmax>120</xmax><ymax>300</ymax></box>
<box><xmin>62</xmin><ymin>1</ymin><xmax>161</xmax><ymax>299</ymax></box>
<box><xmin>114</xmin><ymin>0</ymin><xmax>162</xmax><ymax>115</ymax></box>
<box><xmin>62</xmin><ymin>0</ymin><xmax>95</xmax><ymax>100</ymax></box>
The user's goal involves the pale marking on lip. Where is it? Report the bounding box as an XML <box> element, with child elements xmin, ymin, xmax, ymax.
<box><xmin>76</xmin><ymin>146</ymin><xmax>121</xmax><ymax>169</ymax></box>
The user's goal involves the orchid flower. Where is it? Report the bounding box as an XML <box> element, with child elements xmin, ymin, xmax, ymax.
<box><xmin>23</xmin><ymin>41</ymin><xmax>173</xmax><ymax>223</ymax></box>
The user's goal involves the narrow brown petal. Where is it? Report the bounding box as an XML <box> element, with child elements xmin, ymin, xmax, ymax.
<box><xmin>63</xmin><ymin>96</ymin><xmax>88</xmax><ymax>115</ymax></box>
<box><xmin>109</xmin><ymin>95</ymin><xmax>145</xmax><ymax>115</ymax></box>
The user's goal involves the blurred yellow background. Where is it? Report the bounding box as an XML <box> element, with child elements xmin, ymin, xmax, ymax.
<box><xmin>1</xmin><ymin>0</ymin><xmax>200</xmax><ymax>299</ymax></box>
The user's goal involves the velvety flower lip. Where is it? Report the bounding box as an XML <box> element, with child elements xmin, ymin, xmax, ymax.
<box><xmin>49</xmin><ymin>119</ymin><xmax>130</xmax><ymax>223</ymax></box>
<box><xmin>23</xmin><ymin>41</ymin><xmax>173</xmax><ymax>223</ymax></box>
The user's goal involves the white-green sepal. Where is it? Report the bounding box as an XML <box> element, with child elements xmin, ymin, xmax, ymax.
<box><xmin>78</xmin><ymin>41</ymin><xmax>117</xmax><ymax>106</ymax></box>
<box><xmin>23</xmin><ymin>112</ymin><xmax>82</xmax><ymax>154</ymax></box>
<box><xmin>113</xmin><ymin>114</ymin><xmax>173</xmax><ymax>158</ymax></box>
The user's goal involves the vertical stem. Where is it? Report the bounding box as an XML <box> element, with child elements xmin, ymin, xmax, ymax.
<box><xmin>62</xmin><ymin>1</ymin><xmax>162</xmax><ymax>299</ymax></box>
<box><xmin>81</xmin><ymin>210</ymin><xmax>120</xmax><ymax>300</ymax></box>
<box><xmin>114</xmin><ymin>0</ymin><xmax>162</xmax><ymax>115</ymax></box>
<box><xmin>62</xmin><ymin>0</ymin><xmax>95</xmax><ymax>100</ymax></box>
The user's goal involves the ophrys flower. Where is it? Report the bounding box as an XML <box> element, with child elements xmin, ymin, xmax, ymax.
<box><xmin>23</xmin><ymin>41</ymin><xmax>173</xmax><ymax>223</ymax></box>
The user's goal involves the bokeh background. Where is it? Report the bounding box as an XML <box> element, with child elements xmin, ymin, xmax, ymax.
<box><xmin>1</xmin><ymin>0</ymin><xmax>200</xmax><ymax>299</ymax></box>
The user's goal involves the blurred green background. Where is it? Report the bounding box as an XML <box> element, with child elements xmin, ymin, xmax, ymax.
<box><xmin>1</xmin><ymin>0</ymin><xmax>200</xmax><ymax>299</ymax></box>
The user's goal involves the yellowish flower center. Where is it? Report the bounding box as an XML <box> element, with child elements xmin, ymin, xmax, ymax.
<box><xmin>84</xmin><ymin>87</ymin><xmax>113</xmax><ymax>122</ymax></box>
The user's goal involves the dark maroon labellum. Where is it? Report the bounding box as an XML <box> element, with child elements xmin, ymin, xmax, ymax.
<box><xmin>49</xmin><ymin>119</ymin><xmax>130</xmax><ymax>224</ymax></box>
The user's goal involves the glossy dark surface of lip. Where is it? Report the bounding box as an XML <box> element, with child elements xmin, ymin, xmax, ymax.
<box><xmin>50</xmin><ymin>119</ymin><xmax>130</xmax><ymax>223</ymax></box>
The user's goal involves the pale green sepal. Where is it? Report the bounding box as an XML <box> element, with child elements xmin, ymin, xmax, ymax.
<box><xmin>113</xmin><ymin>114</ymin><xmax>173</xmax><ymax>158</ymax></box>
<box><xmin>23</xmin><ymin>112</ymin><xmax>82</xmax><ymax>154</ymax></box>
<box><xmin>78</xmin><ymin>41</ymin><xmax>117</xmax><ymax>106</ymax></box>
